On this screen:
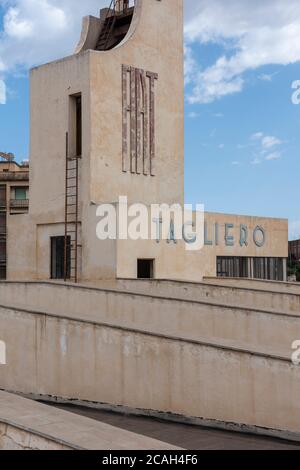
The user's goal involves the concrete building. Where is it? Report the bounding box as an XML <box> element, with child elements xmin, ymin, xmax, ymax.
<box><xmin>288</xmin><ymin>239</ymin><xmax>300</xmax><ymax>282</ymax></box>
<box><xmin>6</xmin><ymin>0</ymin><xmax>288</xmax><ymax>284</ymax></box>
<box><xmin>0</xmin><ymin>155</ymin><xmax>29</xmax><ymax>280</ymax></box>
<box><xmin>1</xmin><ymin>2</ymin><xmax>300</xmax><ymax>446</ymax></box>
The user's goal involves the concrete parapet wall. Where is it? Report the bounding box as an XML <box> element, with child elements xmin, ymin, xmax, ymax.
<box><xmin>1</xmin><ymin>304</ymin><xmax>300</xmax><ymax>437</ymax></box>
<box><xmin>113</xmin><ymin>278</ymin><xmax>300</xmax><ymax>313</ymax></box>
<box><xmin>0</xmin><ymin>281</ymin><xmax>299</xmax><ymax>354</ymax></box>
<box><xmin>204</xmin><ymin>277</ymin><xmax>300</xmax><ymax>295</ymax></box>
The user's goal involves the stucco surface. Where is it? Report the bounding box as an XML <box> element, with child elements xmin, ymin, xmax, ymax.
<box><xmin>1</xmin><ymin>303</ymin><xmax>300</xmax><ymax>437</ymax></box>
<box><xmin>0</xmin><ymin>280</ymin><xmax>299</xmax><ymax>355</ymax></box>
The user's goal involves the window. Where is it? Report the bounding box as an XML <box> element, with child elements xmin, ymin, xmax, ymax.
<box><xmin>137</xmin><ymin>259</ymin><xmax>154</xmax><ymax>279</ymax></box>
<box><xmin>76</xmin><ymin>96</ymin><xmax>82</xmax><ymax>157</ymax></box>
<box><xmin>253</xmin><ymin>257</ymin><xmax>284</xmax><ymax>281</ymax></box>
<box><xmin>217</xmin><ymin>257</ymin><xmax>248</xmax><ymax>278</ymax></box>
<box><xmin>51</xmin><ymin>236</ymin><xmax>70</xmax><ymax>280</ymax></box>
<box><xmin>0</xmin><ymin>213</ymin><xmax>6</xmax><ymax>236</ymax></box>
<box><xmin>0</xmin><ymin>186</ymin><xmax>6</xmax><ymax>207</ymax></box>
<box><xmin>0</xmin><ymin>241</ymin><xmax>6</xmax><ymax>280</ymax></box>
<box><xmin>69</xmin><ymin>94</ymin><xmax>82</xmax><ymax>157</ymax></box>
<box><xmin>14</xmin><ymin>187</ymin><xmax>27</xmax><ymax>200</ymax></box>
<box><xmin>217</xmin><ymin>256</ymin><xmax>284</xmax><ymax>281</ymax></box>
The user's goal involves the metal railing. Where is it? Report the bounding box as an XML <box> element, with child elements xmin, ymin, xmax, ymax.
<box><xmin>10</xmin><ymin>199</ymin><xmax>29</xmax><ymax>209</ymax></box>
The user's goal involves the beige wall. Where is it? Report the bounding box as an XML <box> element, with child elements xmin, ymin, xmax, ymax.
<box><xmin>115</xmin><ymin>212</ymin><xmax>288</xmax><ymax>282</ymax></box>
<box><xmin>1</xmin><ymin>303</ymin><xmax>300</xmax><ymax>437</ymax></box>
<box><xmin>111</xmin><ymin>278</ymin><xmax>300</xmax><ymax>313</ymax></box>
<box><xmin>0</xmin><ymin>281</ymin><xmax>298</xmax><ymax>356</ymax></box>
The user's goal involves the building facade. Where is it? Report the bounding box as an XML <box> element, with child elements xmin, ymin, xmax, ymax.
<box><xmin>6</xmin><ymin>0</ymin><xmax>288</xmax><ymax>283</ymax></box>
<box><xmin>0</xmin><ymin>158</ymin><xmax>29</xmax><ymax>280</ymax></box>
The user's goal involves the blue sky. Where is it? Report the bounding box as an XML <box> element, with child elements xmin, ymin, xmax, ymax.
<box><xmin>0</xmin><ymin>0</ymin><xmax>300</xmax><ymax>239</ymax></box>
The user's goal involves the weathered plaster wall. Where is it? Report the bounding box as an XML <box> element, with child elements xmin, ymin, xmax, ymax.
<box><xmin>110</xmin><ymin>278</ymin><xmax>300</xmax><ymax>313</ymax></box>
<box><xmin>1</xmin><ymin>304</ymin><xmax>300</xmax><ymax>437</ymax></box>
<box><xmin>0</xmin><ymin>280</ymin><xmax>299</xmax><ymax>359</ymax></box>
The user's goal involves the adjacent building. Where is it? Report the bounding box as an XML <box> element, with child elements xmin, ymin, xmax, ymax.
<box><xmin>5</xmin><ymin>0</ymin><xmax>288</xmax><ymax>283</ymax></box>
<box><xmin>0</xmin><ymin>157</ymin><xmax>29</xmax><ymax>279</ymax></box>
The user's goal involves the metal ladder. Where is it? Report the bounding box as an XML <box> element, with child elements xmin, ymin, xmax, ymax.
<box><xmin>64</xmin><ymin>133</ymin><xmax>79</xmax><ymax>283</ymax></box>
<box><xmin>96</xmin><ymin>0</ymin><xmax>131</xmax><ymax>51</ymax></box>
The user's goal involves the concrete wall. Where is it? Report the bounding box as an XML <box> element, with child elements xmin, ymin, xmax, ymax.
<box><xmin>116</xmin><ymin>213</ymin><xmax>288</xmax><ymax>282</ymax></box>
<box><xmin>204</xmin><ymin>277</ymin><xmax>300</xmax><ymax>294</ymax></box>
<box><xmin>1</xmin><ymin>304</ymin><xmax>300</xmax><ymax>438</ymax></box>
<box><xmin>0</xmin><ymin>281</ymin><xmax>299</xmax><ymax>357</ymax></box>
<box><xmin>112</xmin><ymin>278</ymin><xmax>300</xmax><ymax>313</ymax></box>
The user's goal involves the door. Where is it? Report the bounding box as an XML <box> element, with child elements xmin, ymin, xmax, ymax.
<box><xmin>51</xmin><ymin>236</ymin><xmax>70</xmax><ymax>279</ymax></box>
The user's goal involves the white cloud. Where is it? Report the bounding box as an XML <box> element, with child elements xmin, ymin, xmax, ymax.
<box><xmin>0</xmin><ymin>80</ymin><xmax>6</xmax><ymax>104</ymax></box>
<box><xmin>251</xmin><ymin>132</ymin><xmax>264</xmax><ymax>141</ymax></box>
<box><xmin>258</xmin><ymin>71</ymin><xmax>279</xmax><ymax>82</ymax></box>
<box><xmin>185</xmin><ymin>0</ymin><xmax>300</xmax><ymax>103</ymax></box>
<box><xmin>251</xmin><ymin>157</ymin><xmax>261</xmax><ymax>165</ymax></box>
<box><xmin>0</xmin><ymin>0</ymin><xmax>300</xmax><ymax>107</ymax></box>
<box><xmin>188</xmin><ymin>111</ymin><xmax>200</xmax><ymax>119</ymax></box>
<box><xmin>250</xmin><ymin>132</ymin><xmax>283</xmax><ymax>159</ymax></box>
<box><xmin>261</xmin><ymin>135</ymin><xmax>282</xmax><ymax>149</ymax></box>
<box><xmin>289</xmin><ymin>221</ymin><xmax>300</xmax><ymax>240</ymax></box>
<box><xmin>0</xmin><ymin>0</ymin><xmax>106</xmax><ymax>73</ymax></box>
<box><xmin>265</xmin><ymin>151</ymin><xmax>282</xmax><ymax>161</ymax></box>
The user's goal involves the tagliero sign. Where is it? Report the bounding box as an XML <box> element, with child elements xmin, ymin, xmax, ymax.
<box><xmin>154</xmin><ymin>222</ymin><xmax>266</xmax><ymax>248</ymax></box>
<box><xmin>95</xmin><ymin>198</ymin><xmax>266</xmax><ymax>250</ymax></box>
<box><xmin>203</xmin><ymin>223</ymin><xmax>266</xmax><ymax>248</ymax></box>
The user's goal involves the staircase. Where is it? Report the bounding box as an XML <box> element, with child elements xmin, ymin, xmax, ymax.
<box><xmin>96</xmin><ymin>1</ymin><xmax>134</xmax><ymax>51</ymax></box>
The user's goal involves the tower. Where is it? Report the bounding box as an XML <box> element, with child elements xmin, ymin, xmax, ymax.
<box><xmin>8</xmin><ymin>0</ymin><xmax>185</xmax><ymax>282</ymax></box>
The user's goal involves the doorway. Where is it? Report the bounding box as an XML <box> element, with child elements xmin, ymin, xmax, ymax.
<box><xmin>137</xmin><ymin>259</ymin><xmax>154</xmax><ymax>279</ymax></box>
<box><xmin>51</xmin><ymin>236</ymin><xmax>70</xmax><ymax>280</ymax></box>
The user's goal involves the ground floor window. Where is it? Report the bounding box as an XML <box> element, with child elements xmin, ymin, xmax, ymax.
<box><xmin>252</xmin><ymin>257</ymin><xmax>284</xmax><ymax>281</ymax></box>
<box><xmin>137</xmin><ymin>259</ymin><xmax>154</xmax><ymax>279</ymax></box>
<box><xmin>217</xmin><ymin>257</ymin><xmax>285</xmax><ymax>281</ymax></box>
<box><xmin>51</xmin><ymin>236</ymin><xmax>70</xmax><ymax>280</ymax></box>
<box><xmin>217</xmin><ymin>257</ymin><xmax>248</xmax><ymax>278</ymax></box>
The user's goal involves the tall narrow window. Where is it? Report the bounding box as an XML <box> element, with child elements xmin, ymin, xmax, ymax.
<box><xmin>69</xmin><ymin>94</ymin><xmax>82</xmax><ymax>157</ymax></box>
<box><xmin>51</xmin><ymin>236</ymin><xmax>70</xmax><ymax>280</ymax></box>
<box><xmin>76</xmin><ymin>95</ymin><xmax>82</xmax><ymax>157</ymax></box>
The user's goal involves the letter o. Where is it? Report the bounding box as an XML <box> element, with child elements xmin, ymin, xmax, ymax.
<box><xmin>253</xmin><ymin>225</ymin><xmax>265</xmax><ymax>247</ymax></box>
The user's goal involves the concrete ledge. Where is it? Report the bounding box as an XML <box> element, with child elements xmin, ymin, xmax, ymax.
<box><xmin>26</xmin><ymin>394</ymin><xmax>300</xmax><ymax>444</ymax></box>
<box><xmin>1</xmin><ymin>280</ymin><xmax>300</xmax><ymax>359</ymax></box>
<box><xmin>1</xmin><ymin>304</ymin><xmax>300</xmax><ymax>438</ymax></box>
<box><xmin>0</xmin><ymin>303</ymin><xmax>293</xmax><ymax>361</ymax></box>
<box><xmin>0</xmin><ymin>391</ymin><xmax>180</xmax><ymax>450</ymax></box>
